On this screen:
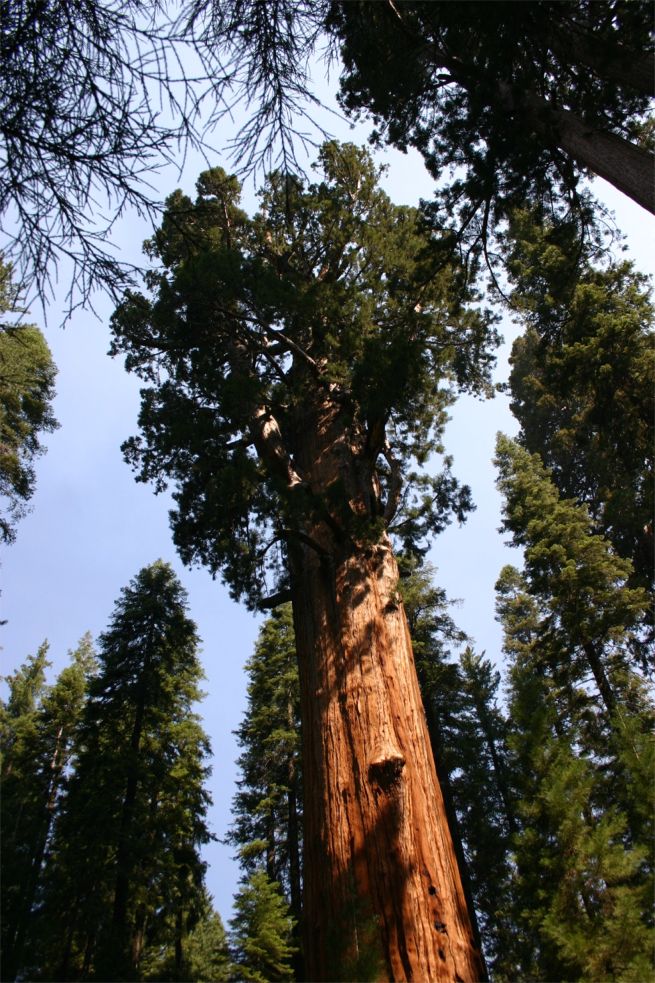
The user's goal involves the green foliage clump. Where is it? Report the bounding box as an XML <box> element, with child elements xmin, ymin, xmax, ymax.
<box><xmin>0</xmin><ymin>259</ymin><xmax>58</xmax><ymax>543</ymax></box>
<box><xmin>110</xmin><ymin>142</ymin><xmax>498</xmax><ymax>607</ymax></box>
<box><xmin>331</xmin><ymin>0</ymin><xmax>653</xmax><ymax>222</ymax></box>
<box><xmin>229</xmin><ymin>871</ymin><xmax>297</xmax><ymax>983</ymax></box>
<box><xmin>496</xmin><ymin>434</ymin><xmax>650</xmax><ymax>690</ymax></box>
<box><xmin>494</xmin><ymin>434</ymin><xmax>654</xmax><ymax>981</ymax></box>
<box><xmin>503</xmin><ymin>209</ymin><xmax>654</xmax><ymax>589</ymax></box>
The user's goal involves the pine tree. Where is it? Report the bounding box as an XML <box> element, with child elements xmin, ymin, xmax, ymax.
<box><xmin>502</xmin><ymin>208</ymin><xmax>654</xmax><ymax>590</ymax></box>
<box><xmin>399</xmin><ymin>559</ymin><xmax>515</xmax><ymax>971</ymax></box>
<box><xmin>39</xmin><ymin>562</ymin><xmax>213</xmax><ymax>982</ymax></box>
<box><xmin>229</xmin><ymin>872</ymin><xmax>297</xmax><ymax>983</ymax></box>
<box><xmin>495</xmin><ymin>435</ymin><xmax>650</xmax><ymax>697</ymax></box>
<box><xmin>184</xmin><ymin>907</ymin><xmax>232</xmax><ymax>983</ymax></box>
<box><xmin>494</xmin><ymin>438</ymin><xmax>654</xmax><ymax>981</ymax></box>
<box><xmin>140</xmin><ymin>897</ymin><xmax>232</xmax><ymax>982</ymax></box>
<box><xmin>1</xmin><ymin>636</ymin><xmax>96</xmax><ymax>981</ymax></box>
<box><xmin>498</xmin><ymin>578</ymin><xmax>653</xmax><ymax>982</ymax></box>
<box><xmin>111</xmin><ymin>143</ymin><xmax>495</xmax><ymax>979</ymax></box>
<box><xmin>454</xmin><ymin>648</ymin><xmax>516</xmax><ymax>972</ymax></box>
<box><xmin>1</xmin><ymin>641</ymin><xmax>50</xmax><ymax>980</ymax></box>
<box><xmin>227</xmin><ymin>605</ymin><xmax>302</xmax><ymax>936</ymax></box>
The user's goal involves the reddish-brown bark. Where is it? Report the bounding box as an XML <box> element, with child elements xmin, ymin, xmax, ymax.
<box><xmin>286</xmin><ymin>397</ymin><xmax>485</xmax><ymax>982</ymax></box>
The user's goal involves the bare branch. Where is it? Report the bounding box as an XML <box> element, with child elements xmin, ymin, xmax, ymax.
<box><xmin>257</xmin><ymin>587</ymin><xmax>292</xmax><ymax>610</ymax></box>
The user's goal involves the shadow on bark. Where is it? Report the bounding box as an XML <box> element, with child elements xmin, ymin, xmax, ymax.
<box><xmin>296</xmin><ymin>544</ymin><xmax>483</xmax><ymax>981</ymax></box>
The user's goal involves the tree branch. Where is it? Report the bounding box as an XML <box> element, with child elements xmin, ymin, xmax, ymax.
<box><xmin>257</xmin><ymin>588</ymin><xmax>292</xmax><ymax>610</ymax></box>
<box><xmin>382</xmin><ymin>440</ymin><xmax>404</xmax><ymax>524</ymax></box>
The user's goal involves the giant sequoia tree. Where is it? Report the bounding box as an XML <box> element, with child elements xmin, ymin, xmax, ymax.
<box><xmin>111</xmin><ymin>142</ymin><xmax>497</xmax><ymax>981</ymax></box>
<box><xmin>230</xmin><ymin>565</ymin><xmax>519</xmax><ymax>974</ymax></box>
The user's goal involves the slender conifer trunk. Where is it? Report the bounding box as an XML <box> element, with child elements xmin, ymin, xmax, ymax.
<box><xmin>287</xmin><ymin>397</ymin><xmax>484</xmax><ymax>982</ymax></box>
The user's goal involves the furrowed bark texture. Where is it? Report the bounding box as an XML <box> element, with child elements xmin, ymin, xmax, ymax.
<box><xmin>287</xmin><ymin>398</ymin><xmax>484</xmax><ymax>982</ymax></box>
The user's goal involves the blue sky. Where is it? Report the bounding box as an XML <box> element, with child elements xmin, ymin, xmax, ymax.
<box><xmin>1</xmin><ymin>75</ymin><xmax>653</xmax><ymax>924</ymax></box>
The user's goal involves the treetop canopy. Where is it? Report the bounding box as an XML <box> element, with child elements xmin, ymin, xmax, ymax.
<box><xmin>111</xmin><ymin>142</ymin><xmax>499</xmax><ymax>606</ymax></box>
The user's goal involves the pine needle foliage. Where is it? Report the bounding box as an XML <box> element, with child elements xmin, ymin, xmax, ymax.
<box><xmin>36</xmin><ymin>562</ymin><xmax>214</xmax><ymax>982</ymax></box>
<box><xmin>494</xmin><ymin>436</ymin><xmax>654</xmax><ymax>981</ymax></box>
<box><xmin>229</xmin><ymin>871</ymin><xmax>297</xmax><ymax>983</ymax></box>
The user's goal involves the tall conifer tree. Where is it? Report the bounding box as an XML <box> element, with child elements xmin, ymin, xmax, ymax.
<box><xmin>494</xmin><ymin>436</ymin><xmax>654</xmax><ymax>981</ymax></box>
<box><xmin>229</xmin><ymin>871</ymin><xmax>297</xmax><ymax>983</ymax></box>
<box><xmin>502</xmin><ymin>209</ymin><xmax>654</xmax><ymax>592</ymax></box>
<box><xmin>39</xmin><ymin>562</ymin><xmax>213</xmax><ymax>982</ymax></box>
<box><xmin>227</xmin><ymin>605</ymin><xmax>302</xmax><ymax>933</ymax></box>
<box><xmin>495</xmin><ymin>435</ymin><xmax>650</xmax><ymax>706</ymax></box>
<box><xmin>1</xmin><ymin>636</ymin><xmax>96</xmax><ymax>981</ymax></box>
<box><xmin>111</xmin><ymin>143</ymin><xmax>497</xmax><ymax>980</ymax></box>
<box><xmin>400</xmin><ymin>560</ymin><xmax>515</xmax><ymax>970</ymax></box>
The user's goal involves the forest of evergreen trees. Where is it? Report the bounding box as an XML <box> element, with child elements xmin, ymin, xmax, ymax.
<box><xmin>1</xmin><ymin>562</ymin><xmax>294</xmax><ymax>982</ymax></box>
<box><xmin>1</xmin><ymin>2</ymin><xmax>653</xmax><ymax>981</ymax></box>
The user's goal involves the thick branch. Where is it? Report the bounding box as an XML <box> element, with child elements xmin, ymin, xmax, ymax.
<box><xmin>251</xmin><ymin>405</ymin><xmax>304</xmax><ymax>490</ymax></box>
<box><xmin>258</xmin><ymin>588</ymin><xmax>292</xmax><ymax>610</ymax></box>
<box><xmin>498</xmin><ymin>82</ymin><xmax>655</xmax><ymax>214</ymax></box>
<box><xmin>382</xmin><ymin>440</ymin><xmax>404</xmax><ymax>523</ymax></box>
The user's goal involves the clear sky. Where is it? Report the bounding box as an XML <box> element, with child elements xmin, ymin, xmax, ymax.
<box><xmin>1</xmin><ymin>68</ymin><xmax>653</xmax><ymax>926</ymax></box>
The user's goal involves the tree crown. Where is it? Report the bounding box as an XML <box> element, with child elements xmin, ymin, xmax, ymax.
<box><xmin>111</xmin><ymin>143</ymin><xmax>498</xmax><ymax>605</ymax></box>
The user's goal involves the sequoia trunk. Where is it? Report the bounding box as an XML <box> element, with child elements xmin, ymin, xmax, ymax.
<box><xmin>287</xmin><ymin>397</ymin><xmax>484</xmax><ymax>982</ymax></box>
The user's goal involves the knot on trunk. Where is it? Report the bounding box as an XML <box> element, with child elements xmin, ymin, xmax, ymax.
<box><xmin>368</xmin><ymin>749</ymin><xmax>405</xmax><ymax>792</ymax></box>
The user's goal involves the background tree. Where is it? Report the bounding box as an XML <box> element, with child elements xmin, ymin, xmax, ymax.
<box><xmin>493</xmin><ymin>437</ymin><xmax>654</xmax><ymax>980</ymax></box>
<box><xmin>0</xmin><ymin>259</ymin><xmax>58</xmax><ymax>542</ymax></box>
<box><xmin>1</xmin><ymin>641</ymin><xmax>50</xmax><ymax>980</ymax></box>
<box><xmin>140</xmin><ymin>897</ymin><xmax>232</xmax><ymax>982</ymax></box>
<box><xmin>495</xmin><ymin>435</ymin><xmax>650</xmax><ymax>689</ymax></box>
<box><xmin>399</xmin><ymin>559</ymin><xmax>515</xmax><ymax>972</ymax></box>
<box><xmin>183</xmin><ymin>906</ymin><xmax>232</xmax><ymax>983</ymax></box>
<box><xmin>502</xmin><ymin>208</ymin><xmax>654</xmax><ymax>590</ymax></box>
<box><xmin>38</xmin><ymin>562</ymin><xmax>213</xmax><ymax>982</ymax></box>
<box><xmin>110</xmin><ymin>143</ymin><xmax>496</xmax><ymax>980</ymax></box>
<box><xmin>229</xmin><ymin>871</ymin><xmax>297</xmax><ymax>983</ymax></box>
<box><xmin>496</xmin><ymin>564</ymin><xmax>653</xmax><ymax>981</ymax></box>
<box><xmin>0</xmin><ymin>635</ymin><xmax>96</xmax><ymax>982</ymax></box>
<box><xmin>227</xmin><ymin>605</ymin><xmax>303</xmax><ymax>963</ymax></box>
